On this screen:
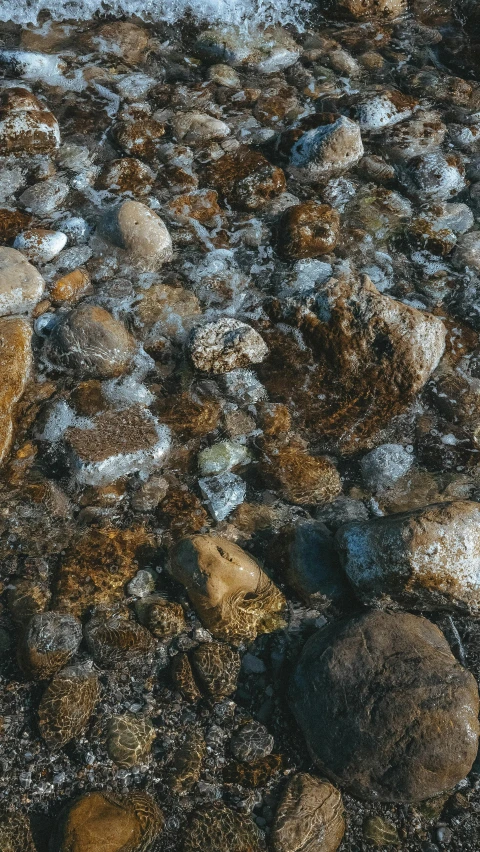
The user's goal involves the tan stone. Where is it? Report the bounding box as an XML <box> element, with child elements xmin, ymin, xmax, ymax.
<box><xmin>272</xmin><ymin>774</ymin><xmax>345</xmax><ymax>852</ymax></box>
<box><xmin>0</xmin><ymin>247</ymin><xmax>44</xmax><ymax>316</ymax></box>
<box><xmin>82</xmin><ymin>21</ymin><xmax>151</xmax><ymax>65</ymax></box>
<box><xmin>0</xmin><ymin>87</ymin><xmax>60</xmax><ymax>155</ymax></box>
<box><xmin>325</xmin><ymin>0</ymin><xmax>406</xmax><ymax>17</ymax></box>
<box><xmin>115</xmin><ymin>200</ymin><xmax>173</xmax><ymax>269</ymax></box>
<box><xmin>50</xmin><ymin>269</ymin><xmax>92</xmax><ymax>304</ymax></box>
<box><xmin>0</xmin><ymin>317</ymin><xmax>32</xmax><ymax>464</ymax></box>
<box><xmin>136</xmin><ymin>283</ymin><xmax>201</xmax><ymax>336</ymax></box>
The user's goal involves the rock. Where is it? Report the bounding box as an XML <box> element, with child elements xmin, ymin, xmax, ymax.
<box><xmin>343</xmin><ymin>186</ymin><xmax>412</xmax><ymax>240</ymax></box>
<box><xmin>172</xmin><ymin>111</ymin><xmax>231</xmax><ymax>143</ymax></box>
<box><xmin>207</xmin><ymin>63</ymin><xmax>241</xmax><ymax>87</ymax></box>
<box><xmin>324</xmin><ymin>0</ymin><xmax>406</xmax><ymax>17</ymax></box>
<box><xmin>126</xmin><ymin>569</ymin><xmax>156</xmax><ymax>598</ymax></box>
<box><xmin>171</xmin><ymin>652</ymin><xmax>201</xmax><ymax>702</ymax></box>
<box><xmin>50</xmin><ymin>791</ymin><xmax>163</xmax><ymax>852</ymax></box>
<box><xmin>131</xmin><ymin>475</ymin><xmax>169</xmax><ymax>512</ymax></box>
<box><xmin>402</xmin><ymin>151</ymin><xmax>466</xmax><ymax>201</ymax></box>
<box><xmin>135</xmin><ymin>595</ymin><xmax>186</xmax><ymax>638</ymax></box>
<box><xmin>50</xmin><ymin>268</ymin><xmax>92</xmax><ymax>304</ymax></box>
<box><xmin>336</xmin><ymin>500</ymin><xmax>480</xmax><ymax>613</ymax></box>
<box><xmin>356</xmin><ymin>90</ymin><xmax>417</xmax><ymax>130</ymax></box>
<box><xmin>199</xmin><ymin>471</ymin><xmax>247</xmax><ymax>521</ymax></box>
<box><xmin>53</xmin><ymin>524</ymin><xmax>153</xmax><ymax>617</ymax></box>
<box><xmin>0</xmin><ymin>207</ymin><xmax>32</xmax><ymax>243</ymax></box>
<box><xmin>382</xmin><ymin>110</ymin><xmax>446</xmax><ymax>162</ymax></box>
<box><xmin>95</xmin><ymin>158</ymin><xmax>155</xmax><ymax>196</ymax></box>
<box><xmin>18</xmin><ymin>611</ymin><xmax>82</xmax><ymax>679</ymax></box>
<box><xmin>158</xmin><ymin>487</ymin><xmax>209</xmax><ymax>539</ymax></box>
<box><xmin>315</xmin><ymin>496</ymin><xmax>368</xmax><ymax>529</ymax></box>
<box><xmin>38</xmin><ymin>662</ymin><xmax>100</xmax><ymax>748</ymax></box>
<box><xmin>0</xmin><ymin>247</ymin><xmax>44</xmax><ymax>315</ymax></box>
<box><xmin>272</xmin><ymin>773</ymin><xmax>345</xmax><ymax>852</ymax></box>
<box><xmin>169</xmin><ymin>726</ymin><xmax>206</xmax><ymax>793</ymax></box>
<box><xmin>259</xmin><ymin>270</ymin><xmax>446</xmax><ymax>451</ymax></box>
<box><xmin>276</xmin><ymin>202</ymin><xmax>340</xmax><ymax>258</ymax></box>
<box><xmin>168</xmin><ymin>189</ymin><xmax>222</xmax><ymax>224</ymax></box>
<box><xmin>290</xmin><ymin>610</ymin><xmax>479</xmax><ymax>802</ymax></box>
<box><xmin>223</xmin><ymin>754</ymin><xmax>284</xmax><ymax>787</ymax></box>
<box><xmin>0</xmin><ymin>87</ymin><xmax>60</xmax><ymax>154</ymax></box>
<box><xmin>46</xmin><ymin>304</ymin><xmax>136</xmax><ymax>378</ymax></box>
<box><xmin>231</xmin><ymin>720</ymin><xmax>274</xmax><ymax>762</ymax></box>
<box><xmin>271</xmin><ymin>519</ymin><xmax>348</xmax><ymax>606</ymax></box>
<box><xmin>19</xmin><ymin>177</ymin><xmax>69</xmax><ymax>216</ymax></box>
<box><xmin>84</xmin><ymin>608</ymin><xmax>155</xmax><ymax>667</ymax></box>
<box><xmin>106</xmin><ymin>715</ymin><xmax>156</xmax><ymax>767</ymax></box>
<box><xmin>242</xmin><ymin>652</ymin><xmax>266</xmax><ymax>674</ymax></box>
<box><xmin>285</xmin><ymin>115</ymin><xmax>364</xmax><ymax>184</ymax></box>
<box><xmin>168</xmin><ymin>534</ymin><xmax>286</xmax><ymax>644</ymax></box>
<box><xmin>223</xmin><ymin>369</ymin><xmax>266</xmax><ymax>405</ymax></box>
<box><xmin>360</xmin><ymin>443</ymin><xmax>414</xmax><ymax>492</ymax></box>
<box><xmin>195</xmin><ymin>26</ymin><xmax>300</xmax><ymax>73</ymax></box>
<box><xmin>81</xmin><ymin>21</ymin><xmax>151</xmax><ymax>65</ymax></box>
<box><xmin>453</xmin><ymin>231</ymin><xmax>480</xmax><ymax>272</ymax></box>
<box><xmin>198</xmin><ymin>440</ymin><xmax>251</xmax><ymax>476</ymax></box>
<box><xmin>183</xmin><ymin>804</ymin><xmax>265</xmax><ymax>852</ymax></box>
<box><xmin>0</xmin><ymin>317</ymin><xmax>32</xmax><ymax>464</ymax></box>
<box><xmin>136</xmin><ymin>282</ymin><xmax>200</xmax><ymax>340</ymax></box>
<box><xmin>363</xmin><ymin>815</ymin><xmax>399</xmax><ymax>846</ymax></box>
<box><xmin>191</xmin><ymin>641</ymin><xmax>241</xmax><ymax>699</ymax></box>
<box><xmin>204</xmin><ymin>147</ymin><xmax>286</xmax><ymax>210</ymax></box>
<box><xmin>112</xmin><ymin>117</ymin><xmax>165</xmax><ymax>160</ymax></box>
<box><xmin>189</xmin><ymin>318</ymin><xmax>268</xmax><ymax>373</ymax></box>
<box><xmin>14</xmin><ymin>229</ymin><xmax>67</xmax><ymax>264</ymax></box>
<box><xmin>103</xmin><ymin>200</ymin><xmax>173</xmax><ymax>269</ymax></box>
<box><xmin>260</xmin><ymin>443</ymin><xmax>342</xmax><ymax>506</ymax></box>
<box><xmin>0</xmin><ymin>812</ymin><xmax>36</xmax><ymax>852</ymax></box>
<box><xmin>64</xmin><ymin>406</ymin><xmax>171</xmax><ymax>486</ymax></box>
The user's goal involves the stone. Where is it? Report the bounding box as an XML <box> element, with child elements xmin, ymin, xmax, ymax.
<box><xmin>103</xmin><ymin>200</ymin><xmax>173</xmax><ymax>269</ymax></box>
<box><xmin>336</xmin><ymin>500</ymin><xmax>480</xmax><ymax>613</ymax></box>
<box><xmin>19</xmin><ymin>177</ymin><xmax>69</xmax><ymax>216</ymax></box>
<box><xmin>113</xmin><ymin>118</ymin><xmax>165</xmax><ymax>160</ymax></box>
<box><xmin>50</xmin><ymin>791</ymin><xmax>163</xmax><ymax>852</ymax></box>
<box><xmin>169</xmin><ymin>726</ymin><xmax>206</xmax><ymax>793</ymax></box>
<box><xmin>207</xmin><ymin>64</ymin><xmax>241</xmax><ymax>87</ymax></box>
<box><xmin>14</xmin><ymin>229</ymin><xmax>67</xmax><ymax>264</ymax></box>
<box><xmin>343</xmin><ymin>187</ymin><xmax>412</xmax><ymax>240</ymax></box>
<box><xmin>199</xmin><ymin>472</ymin><xmax>246</xmax><ymax>521</ymax></box>
<box><xmin>0</xmin><ymin>812</ymin><xmax>36</xmax><ymax>852</ymax></box>
<box><xmin>223</xmin><ymin>369</ymin><xmax>266</xmax><ymax>405</ymax></box>
<box><xmin>198</xmin><ymin>440</ymin><xmax>250</xmax><ymax>476</ymax></box>
<box><xmin>53</xmin><ymin>524</ymin><xmax>153</xmax><ymax>617</ymax></box>
<box><xmin>38</xmin><ymin>662</ymin><xmax>100</xmax><ymax>748</ymax></box>
<box><xmin>363</xmin><ymin>816</ymin><xmax>399</xmax><ymax>846</ymax></box>
<box><xmin>106</xmin><ymin>715</ymin><xmax>156</xmax><ymax>767</ymax></box>
<box><xmin>0</xmin><ymin>247</ymin><xmax>44</xmax><ymax>315</ymax></box>
<box><xmin>171</xmin><ymin>652</ymin><xmax>201</xmax><ymax>702</ymax></box>
<box><xmin>189</xmin><ymin>318</ymin><xmax>268</xmax><ymax>373</ymax></box>
<box><xmin>323</xmin><ymin>0</ymin><xmax>406</xmax><ymax>17</ymax></box>
<box><xmin>136</xmin><ymin>282</ymin><xmax>200</xmax><ymax>339</ymax></box>
<box><xmin>81</xmin><ymin>21</ymin><xmax>151</xmax><ymax>65</ymax></box>
<box><xmin>360</xmin><ymin>443</ymin><xmax>414</xmax><ymax>491</ymax></box>
<box><xmin>271</xmin><ymin>519</ymin><xmax>348</xmax><ymax>607</ymax></box>
<box><xmin>46</xmin><ymin>304</ymin><xmax>136</xmax><ymax>378</ymax></box>
<box><xmin>126</xmin><ymin>570</ymin><xmax>156</xmax><ymax>598</ymax></box>
<box><xmin>84</xmin><ymin>608</ymin><xmax>155</xmax><ymax>667</ymax></box>
<box><xmin>285</xmin><ymin>115</ymin><xmax>364</xmax><ymax>184</ymax></box>
<box><xmin>135</xmin><ymin>595</ymin><xmax>186</xmax><ymax>638</ymax></box>
<box><xmin>191</xmin><ymin>641</ymin><xmax>241</xmax><ymax>698</ymax></box>
<box><xmin>276</xmin><ymin>202</ymin><xmax>340</xmax><ymax>259</ymax></box>
<box><xmin>183</xmin><ymin>804</ymin><xmax>265</xmax><ymax>852</ymax></box>
<box><xmin>453</xmin><ymin>232</ymin><xmax>480</xmax><ymax>272</ymax></box>
<box><xmin>231</xmin><ymin>721</ymin><xmax>274</xmax><ymax>762</ymax></box>
<box><xmin>260</xmin><ymin>443</ymin><xmax>342</xmax><ymax>506</ymax></box>
<box><xmin>259</xmin><ymin>270</ymin><xmax>446</xmax><ymax>451</ymax></box>
<box><xmin>272</xmin><ymin>773</ymin><xmax>345</xmax><ymax>852</ymax></box>
<box><xmin>131</xmin><ymin>475</ymin><xmax>169</xmax><ymax>512</ymax></box>
<box><xmin>290</xmin><ymin>610</ymin><xmax>479</xmax><ymax>802</ymax></box>
<box><xmin>195</xmin><ymin>26</ymin><xmax>300</xmax><ymax>73</ymax></box>
<box><xmin>168</xmin><ymin>535</ymin><xmax>286</xmax><ymax>645</ymax></box>
<box><xmin>95</xmin><ymin>158</ymin><xmax>155</xmax><ymax>196</ymax></box>
<box><xmin>167</xmin><ymin>189</ymin><xmax>222</xmax><ymax>224</ymax></box>
<box><xmin>172</xmin><ymin>111</ymin><xmax>231</xmax><ymax>143</ymax></box>
<box><xmin>50</xmin><ymin>268</ymin><xmax>92</xmax><ymax>304</ymax></box>
<box><xmin>402</xmin><ymin>151</ymin><xmax>466</xmax><ymax>201</ymax></box>
<box><xmin>0</xmin><ymin>207</ymin><xmax>32</xmax><ymax>243</ymax></box>
<box><xmin>64</xmin><ymin>406</ymin><xmax>171</xmax><ymax>486</ymax></box>
<box><xmin>315</xmin><ymin>496</ymin><xmax>368</xmax><ymax>529</ymax></box>
<box><xmin>0</xmin><ymin>87</ymin><xmax>60</xmax><ymax>154</ymax></box>
<box><xmin>382</xmin><ymin>110</ymin><xmax>446</xmax><ymax>163</ymax></box>
<box><xmin>0</xmin><ymin>317</ymin><xmax>32</xmax><ymax>464</ymax></box>
<box><xmin>204</xmin><ymin>147</ymin><xmax>286</xmax><ymax>211</ymax></box>
<box><xmin>18</xmin><ymin>611</ymin><xmax>82</xmax><ymax>679</ymax></box>
<box><xmin>356</xmin><ymin>90</ymin><xmax>417</xmax><ymax>130</ymax></box>
<box><xmin>158</xmin><ymin>488</ymin><xmax>209</xmax><ymax>539</ymax></box>
<box><xmin>223</xmin><ymin>754</ymin><xmax>284</xmax><ymax>786</ymax></box>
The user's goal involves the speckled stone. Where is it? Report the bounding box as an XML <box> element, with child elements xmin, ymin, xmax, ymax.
<box><xmin>46</xmin><ymin>304</ymin><xmax>136</xmax><ymax>378</ymax></box>
<box><xmin>230</xmin><ymin>720</ymin><xmax>274</xmax><ymax>762</ymax></box>
<box><xmin>191</xmin><ymin>641</ymin><xmax>241</xmax><ymax>699</ymax></box>
<box><xmin>18</xmin><ymin>611</ymin><xmax>82</xmax><ymax>679</ymax></box>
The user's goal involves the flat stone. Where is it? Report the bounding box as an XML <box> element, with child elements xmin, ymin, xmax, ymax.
<box><xmin>272</xmin><ymin>773</ymin><xmax>345</xmax><ymax>852</ymax></box>
<box><xmin>172</xmin><ymin>111</ymin><xmax>230</xmax><ymax>143</ymax></box>
<box><xmin>183</xmin><ymin>805</ymin><xmax>265</xmax><ymax>852</ymax></box>
<box><xmin>0</xmin><ymin>87</ymin><xmax>60</xmax><ymax>154</ymax></box>
<box><xmin>0</xmin><ymin>247</ymin><xmax>44</xmax><ymax>315</ymax></box>
<box><xmin>290</xmin><ymin>610</ymin><xmax>479</xmax><ymax>801</ymax></box>
<box><xmin>19</xmin><ymin>177</ymin><xmax>69</xmax><ymax>216</ymax></box>
<box><xmin>18</xmin><ymin>611</ymin><xmax>82</xmax><ymax>679</ymax></box>
<box><xmin>360</xmin><ymin>443</ymin><xmax>414</xmax><ymax>492</ymax></box>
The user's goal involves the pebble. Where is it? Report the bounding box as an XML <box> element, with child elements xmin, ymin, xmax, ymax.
<box><xmin>272</xmin><ymin>773</ymin><xmax>345</xmax><ymax>852</ymax></box>
<box><xmin>14</xmin><ymin>229</ymin><xmax>67</xmax><ymax>264</ymax></box>
<box><xmin>84</xmin><ymin>608</ymin><xmax>155</xmax><ymax>666</ymax></box>
<box><xmin>104</xmin><ymin>199</ymin><xmax>173</xmax><ymax>269</ymax></box>
<box><xmin>0</xmin><ymin>246</ymin><xmax>45</xmax><ymax>315</ymax></box>
<box><xmin>363</xmin><ymin>815</ymin><xmax>400</xmax><ymax>846</ymax></box>
<box><xmin>106</xmin><ymin>715</ymin><xmax>156</xmax><ymax>767</ymax></box>
<box><xmin>290</xmin><ymin>610</ymin><xmax>479</xmax><ymax>801</ymax></box>
<box><xmin>191</xmin><ymin>641</ymin><xmax>241</xmax><ymax>699</ymax></box>
<box><xmin>204</xmin><ymin>147</ymin><xmax>286</xmax><ymax>210</ymax></box>
<box><xmin>183</xmin><ymin>804</ymin><xmax>265</xmax><ymax>852</ymax></box>
<box><xmin>19</xmin><ymin>177</ymin><xmax>69</xmax><ymax>216</ymax></box>
<box><xmin>286</xmin><ymin>115</ymin><xmax>364</xmax><ymax>183</ymax></box>
<box><xmin>38</xmin><ymin>662</ymin><xmax>100</xmax><ymax>748</ymax></box>
<box><xmin>136</xmin><ymin>595</ymin><xmax>186</xmax><ymax>638</ymax></box>
<box><xmin>172</xmin><ymin>111</ymin><xmax>231</xmax><ymax>143</ymax></box>
<box><xmin>169</xmin><ymin>726</ymin><xmax>206</xmax><ymax>793</ymax></box>
<box><xmin>0</xmin><ymin>317</ymin><xmax>32</xmax><ymax>464</ymax></box>
<box><xmin>231</xmin><ymin>720</ymin><xmax>274</xmax><ymax>762</ymax></box>
<box><xmin>0</xmin><ymin>87</ymin><xmax>60</xmax><ymax>154</ymax></box>
<box><xmin>199</xmin><ymin>471</ymin><xmax>246</xmax><ymax>521</ymax></box>
<box><xmin>18</xmin><ymin>611</ymin><xmax>82</xmax><ymax>679</ymax></box>
<box><xmin>260</xmin><ymin>443</ymin><xmax>342</xmax><ymax>506</ymax></box>
<box><xmin>360</xmin><ymin>443</ymin><xmax>414</xmax><ymax>492</ymax></box>
<box><xmin>168</xmin><ymin>534</ymin><xmax>286</xmax><ymax>644</ymax></box>
<box><xmin>189</xmin><ymin>317</ymin><xmax>267</xmax><ymax>373</ymax></box>
<box><xmin>195</xmin><ymin>25</ymin><xmax>300</xmax><ymax>73</ymax></box>
<box><xmin>356</xmin><ymin>90</ymin><xmax>416</xmax><ymax>131</ymax></box>
<box><xmin>328</xmin><ymin>0</ymin><xmax>406</xmax><ymax>15</ymax></box>
<box><xmin>453</xmin><ymin>231</ymin><xmax>480</xmax><ymax>272</ymax></box>
<box><xmin>198</xmin><ymin>440</ymin><xmax>251</xmax><ymax>476</ymax></box>
<box><xmin>276</xmin><ymin>202</ymin><xmax>340</xmax><ymax>258</ymax></box>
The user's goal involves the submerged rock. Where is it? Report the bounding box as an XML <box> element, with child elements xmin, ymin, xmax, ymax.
<box><xmin>191</xmin><ymin>641</ymin><xmax>241</xmax><ymax>698</ymax></box>
<box><xmin>285</xmin><ymin>115</ymin><xmax>363</xmax><ymax>184</ymax></box>
<box><xmin>276</xmin><ymin>202</ymin><xmax>340</xmax><ymax>259</ymax></box>
<box><xmin>290</xmin><ymin>610</ymin><xmax>479</xmax><ymax>802</ymax></box>
<box><xmin>204</xmin><ymin>147</ymin><xmax>286</xmax><ymax>210</ymax></box>
<box><xmin>272</xmin><ymin>519</ymin><xmax>348</xmax><ymax>606</ymax></box>
<box><xmin>84</xmin><ymin>608</ymin><xmax>155</xmax><ymax>666</ymax></box>
<box><xmin>0</xmin><ymin>317</ymin><xmax>32</xmax><ymax>464</ymax></box>
<box><xmin>189</xmin><ymin>318</ymin><xmax>268</xmax><ymax>373</ymax></box>
<box><xmin>0</xmin><ymin>87</ymin><xmax>60</xmax><ymax>154</ymax></box>
<box><xmin>169</xmin><ymin>535</ymin><xmax>286</xmax><ymax>644</ymax></box>
<box><xmin>183</xmin><ymin>804</ymin><xmax>265</xmax><ymax>852</ymax></box>
<box><xmin>38</xmin><ymin>662</ymin><xmax>100</xmax><ymax>749</ymax></box>
<box><xmin>18</xmin><ymin>611</ymin><xmax>82</xmax><ymax>679</ymax></box>
<box><xmin>102</xmin><ymin>200</ymin><xmax>173</xmax><ymax>269</ymax></box>
<box><xmin>169</xmin><ymin>726</ymin><xmax>206</xmax><ymax>793</ymax></box>
<box><xmin>195</xmin><ymin>26</ymin><xmax>300</xmax><ymax>73</ymax></box>
<box><xmin>106</xmin><ymin>715</ymin><xmax>156</xmax><ymax>767</ymax></box>
<box><xmin>272</xmin><ymin>773</ymin><xmax>345</xmax><ymax>852</ymax></box>
<box><xmin>46</xmin><ymin>304</ymin><xmax>136</xmax><ymax>378</ymax></box>
<box><xmin>135</xmin><ymin>595</ymin><xmax>186</xmax><ymax>638</ymax></box>
<box><xmin>231</xmin><ymin>720</ymin><xmax>274</xmax><ymax>762</ymax></box>
<box><xmin>0</xmin><ymin>246</ymin><xmax>44</xmax><ymax>316</ymax></box>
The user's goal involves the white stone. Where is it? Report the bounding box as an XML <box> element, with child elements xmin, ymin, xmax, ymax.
<box><xmin>0</xmin><ymin>247</ymin><xmax>44</xmax><ymax>315</ymax></box>
<box><xmin>360</xmin><ymin>443</ymin><xmax>414</xmax><ymax>492</ymax></box>
<box><xmin>199</xmin><ymin>472</ymin><xmax>246</xmax><ymax>521</ymax></box>
<box><xmin>19</xmin><ymin>177</ymin><xmax>69</xmax><ymax>215</ymax></box>
<box><xmin>288</xmin><ymin>116</ymin><xmax>364</xmax><ymax>183</ymax></box>
<box><xmin>14</xmin><ymin>229</ymin><xmax>67</xmax><ymax>264</ymax></box>
<box><xmin>189</xmin><ymin>317</ymin><xmax>268</xmax><ymax>373</ymax></box>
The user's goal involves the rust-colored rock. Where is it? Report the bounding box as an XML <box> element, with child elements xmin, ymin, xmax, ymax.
<box><xmin>204</xmin><ymin>147</ymin><xmax>286</xmax><ymax>211</ymax></box>
<box><xmin>276</xmin><ymin>202</ymin><xmax>340</xmax><ymax>259</ymax></box>
<box><xmin>0</xmin><ymin>317</ymin><xmax>32</xmax><ymax>465</ymax></box>
<box><xmin>0</xmin><ymin>87</ymin><xmax>60</xmax><ymax>154</ymax></box>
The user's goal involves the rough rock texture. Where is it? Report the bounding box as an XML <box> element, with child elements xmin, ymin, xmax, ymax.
<box><xmin>183</xmin><ymin>804</ymin><xmax>265</xmax><ymax>852</ymax></box>
<box><xmin>204</xmin><ymin>147</ymin><xmax>286</xmax><ymax>210</ymax></box>
<box><xmin>272</xmin><ymin>773</ymin><xmax>345</xmax><ymax>852</ymax></box>
<box><xmin>259</xmin><ymin>444</ymin><xmax>342</xmax><ymax>506</ymax></box>
<box><xmin>168</xmin><ymin>534</ymin><xmax>286</xmax><ymax>644</ymax></box>
<box><xmin>285</xmin><ymin>115</ymin><xmax>364</xmax><ymax>184</ymax></box>
<box><xmin>195</xmin><ymin>26</ymin><xmax>300</xmax><ymax>73</ymax></box>
<box><xmin>38</xmin><ymin>662</ymin><xmax>100</xmax><ymax>749</ymax></box>
<box><xmin>84</xmin><ymin>609</ymin><xmax>155</xmax><ymax>667</ymax></box>
<box><xmin>0</xmin><ymin>812</ymin><xmax>36</xmax><ymax>852</ymax></box>
<box><xmin>323</xmin><ymin>0</ymin><xmax>406</xmax><ymax>16</ymax></box>
<box><xmin>0</xmin><ymin>247</ymin><xmax>44</xmax><ymax>316</ymax></box>
<box><xmin>46</xmin><ymin>304</ymin><xmax>136</xmax><ymax>378</ymax></box>
<box><xmin>335</xmin><ymin>500</ymin><xmax>480</xmax><ymax>612</ymax></box>
<box><xmin>0</xmin><ymin>87</ymin><xmax>60</xmax><ymax>154</ymax></box>
<box><xmin>276</xmin><ymin>202</ymin><xmax>340</xmax><ymax>259</ymax></box>
<box><xmin>189</xmin><ymin>318</ymin><xmax>268</xmax><ymax>373</ymax></box>
<box><xmin>259</xmin><ymin>270</ymin><xmax>446</xmax><ymax>451</ymax></box>
<box><xmin>18</xmin><ymin>611</ymin><xmax>82</xmax><ymax>679</ymax></box>
<box><xmin>0</xmin><ymin>317</ymin><xmax>32</xmax><ymax>464</ymax></box>
<box><xmin>290</xmin><ymin>610</ymin><xmax>479</xmax><ymax>802</ymax></box>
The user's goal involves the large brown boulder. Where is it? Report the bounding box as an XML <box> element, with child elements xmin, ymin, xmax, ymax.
<box><xmin>290</xmin><ymin>610</ymin><xmax>479</xmax><ymax>802</ymax></box>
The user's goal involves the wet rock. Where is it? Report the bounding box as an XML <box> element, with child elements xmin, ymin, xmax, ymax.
<box><xmin>84</xmin><ymin>608</ymin><xmax>155</xmax><ymax>667</ymax></box>
<box><xmin>113</xmin><ymin>117</ymin><xmax>165</xmax><ymax>160</ymax></box>
<box><xmin>38</xmin><ymin>662</ymin><xmax>100</xmax><ymax>748</ymax></box>
<box><xmin>50</xmin><ymin>791</ymin><xmax>163</xmax><ymax>852</ymax></box>
<box><xmin>18</xmin><ymin>611</ymin><xmax>82</xmax><ymax>679</ymax></box>
<box><xmin>231</xmin><ymin>720</ymin><xmax>274</xmax><ymax>762</ymax></box>
<box><xmin>204</xmin><ymin>147</ymin><xmax>286</xmax><ymax>210</ymax></box>
<box><xmin>54</xmin><ymin>524</ymin><xmax>153</xmax><ymax>617</ymax></box>
<box><xmin>158</xmin><ymin>487</ymin><xmax>209</xmax><ymax>538</ymax></box>
<box><xmin>453</xmin><ymin>231</ymin><xmax>480</xmax><ymax>272</ymax></box>
<box><xmin>46</xmin><ymin>304</ymin><xmax>136</xmax><ymax>378</ymax></box>
<box><xmin>168</xmin><ymin>188</ymin><xmax>222</xmax><ymax>224</ymax></box>
<box><xmin>0</xmin><ymin>207</ymin><xmax>32</xmax><ymax>243</ymax></box>
<box><xmin>344</xmin><ymin>186</ymin><xmax>412</xmax><ymax>240</ymax></box>
<box><xmin>0</xmin><ymin>812</ymin><xmax>36</xmax><ymax>852</ymax></box>
<box><xmin>50</xmin><ymin>268</ymin><xmax>92</xmax><ymax>304</ymax></box>
<box><xmin>324</xmin><ymin>0</ymin><xmax>406</xmax><ymax>16</ymax></box>
<box><xmin>103</xmin><ymin>199</ymin><xmax>173</xmax><ymax>269</ymax></box>
<box><xmin>0</xmin><ymin>87</ymin><xmax>60</xmax><ymax>154</ymax></box>
<box><xmin>191</xmin><ymin>641</ymin><xmax>241</xmax><ymax>698</ymax></box>
<box><xmin>382</xmin><ymin>110</ymin><xmax>446</xmax><ymax>162</ymax></box>
<box><xmin>315</xmin><ymin>496</ymin><xmax>368</xmax><ymax>529</ymax></box>
<box><xmin>136</xmin><ymin>594</ymin><xmax>186</xmax><ymax>638</ymax></box>
<box><xmin>198</xmin><ymin>440</ymin><xmax>251</xmax><ymax>476</ymax></box>
<box><xmin>95</xmin><ymin>158</ymin><xmax>155</xmax><ymax>196</ymax></box>
<box><xmin>81</xmin><ymin>21</ymin><xmax>151</xmax><ymax>65</ymax></box>
<box><xmin>199</xmin><ymin>471</ymin><xmax>247</xmax><ymax>521</ymax></box>
<box><xmin>169</xmin><ymin>535</ymin><xmax>286</xmax><ymax>644</ymax></box>
<box><xmin>356</xmin><ymin>90</ymin><xmax>417</xmax><ymax>131</ymax></box>
<box><xmin>136</xmin><ymin>282</ymin><xmax>200</xmax><ymax>339</ymax></box>
<box><xmin>14</xmin><ymin>228</ymin><xmax>67</xmax><ymax>265</ymax></box>
<box><xmin>223</xmin><ymin>754</ymin><xmax>284</xmax><ymax>787</ymax></box>
<box><xmin>290</xmin><ymin>610</ymin><xmax>479</xmax><ymax>801</ymax></box>
<box><xmin>195</xmin><ymin>26</ymin><xmax>300</xmax><ymax>73</ymax></box>
<box><xmin>131</xmin><ymin>475</ymin><xmax>169</xmax><ymax>512</ymax></box>
<box><xmin>183</xmin><ymin>804</ymin><xmax>265</xmax><ymax>852</ymax></box>
<box><xmin>276</xmin><ymin>202</ymin><xmax>340</xmax><ymax>259</ymax></box>
<box><xmin>172</xmin><ymin>111</ymin><xmax>231</xmax><ymax>143</ymax></box>
<box><xmin>189</xmin><ymin>318</ymin><xmax>268</xmax><ymax>373</ymax></box>
<box><xmin>363</xmin><ymin>815</ymin><xmax>399</xmax><ymax>845</ymax></box>
<box><xmin>207</xmin><ymin>63</ymin><xmax>241</xmax><ymax>87</ymax></box>
<box><xmin>0</xmin><ymin>317</ymin><xmax>32</xmax><ymax>464</ymax></box>
<box><xmin>402</xmin><ymin>151</ymin><xmax>466</xmax><ymax>201</ymax></box>
<box><xmin>19</xmin><ymin>177</ymin><xmax>69</xmax><ymax>216</ymax></box>
<box><xmin>172</xmin><ymin>651</ymin><xmax>202</xmax><ymax>702</ymax></box>
<box><xmin>169</xmin><ymin>726</ymin><xmax>206</xmax><ymax>793</ymax></box>
<box><xmin>272</xmin><ymin>773</ymin><xmax>345</xmax><ymax>852</ymax></box>
<box><xmin>64</xmin><ymin>406</ymin><xmax>171</xmax><ymax>486</ymax></box>
<box><xmin>106</xmin><ymin>714</ymin><xmax>156</xmax><ymax>767</ymax></box>
<box><xmin>260</xmin><ymin>443</ymin><xmax>342</xmax><ymax>506</ymax></box>
<box><xmin>285</xmin><ymin>115</ymin><xmax>364</xmax><ymax>184</ymax></box>
<box><xmin>336</xmin><ymin>500</ymin><xmax>480</xmax><ymax>612</ymax></box>
<box><xmin>0</xmin><ymin>246</ymin><xmax>44</xmax><ymax>315</ymax></box>
<box><xmin>360</xmin><ymin>443</ymin><xmax>414</xmax><ymax>491</ymax></box>
<box><xmin>126</xmin><ymin>569</ymin><xmax>155</xmax><ymax>598</ymax></box>
<box><xmin>271</xmin><ymin>519</ymin><xmax>348</xmax><ymax>606</ymax></box>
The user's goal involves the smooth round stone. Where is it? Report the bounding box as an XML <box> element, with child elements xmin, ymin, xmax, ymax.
<box><xmin>103</xmin><ymin>199</ymin><xmax>173</xmax><ymax>269</ymax></box>
<box><xmin>14</xmin><ymin>228</ymin><xmax>67</xmax><ymax>264</ymax></box>
<box><xmin>272</xmin><ymin>773</ymin><xmax>345</xmax><ymax>852</ymax></box>
<box><xmin>18</xmin><ymin>611</ymin><xmax>82</xmax><ymax>679</ymax></box>
<box><xmin>19</xmin><ymin>177</ymin><xmax>69</xmax><ymax>216</ymax></box>
<box><xmin>0</xmin><ymin>246</ymin><xmax>44</xmax><ymax>316</ymax></box>
<box><xmin>106</xmin><ymin>715</ymin><xmax>155</xmax><ymax>767</ymax></box>
<box><xmin>290</xmin><ymin>610</ymin><xmax>479</xmax><ymax>802</ymax></box>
